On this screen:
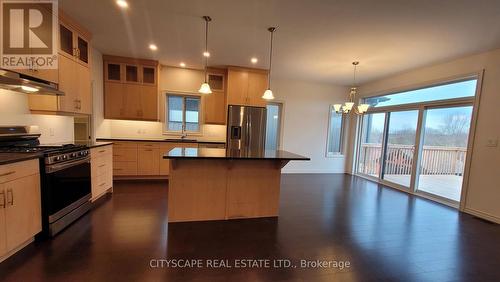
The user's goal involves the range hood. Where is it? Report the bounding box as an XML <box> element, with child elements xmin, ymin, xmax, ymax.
<box><xmin>0</xmin><ymin>68</ymin><xmax>64</xmax><ymax>96</ymax></box>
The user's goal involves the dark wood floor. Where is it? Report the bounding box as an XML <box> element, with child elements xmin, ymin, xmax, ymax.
<box><xmin>1</xmin><ymin>174</ymin><xmax>499</xmax><ymax>282</ymax></box>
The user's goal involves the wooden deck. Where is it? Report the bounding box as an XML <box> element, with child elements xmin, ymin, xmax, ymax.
<box><xmin>383</xmin><ymin>174</ymin><xmax>463</xmax><ymax>201</ymax></box>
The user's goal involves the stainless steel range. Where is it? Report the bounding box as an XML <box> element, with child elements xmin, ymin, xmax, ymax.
<box><xmin>0</xmin><ymin>126</ymin><xmax>91</xmax><ymax>237</ymax></box>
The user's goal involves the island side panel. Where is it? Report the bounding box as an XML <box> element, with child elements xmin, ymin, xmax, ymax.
<box><xmin>226</xmin><ymin>160</ymin><xmax>281</xmax><ymax>219</ymax></box>
<box><xmin>168</xmin><ymin>159</ymin><xmax>228</xmax><ymax>222</ymax></box>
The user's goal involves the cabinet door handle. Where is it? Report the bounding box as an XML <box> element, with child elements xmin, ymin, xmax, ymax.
<box><xmin>99</xmin><ymin>164</ymin><xmax>106</xmax><ymax>168</ymax></box>
<box><xmin>99</xmin><ymin>182</ymin><xmax>106</xmax><ymax>187</ymax></box>
<box><xmin>0</xmin><ymin>171</ymin><xmax>15</xmax><ymax>177</ymax></box>
<box><xmin>0</xmin><ymin>190</ymin><xmax>5</xmax><ymax>209</ymax></box>
<box><xmin>144</xmin><ymin>149</ymin><xmax>153</xmax><ymax>151</ymax></box>
<box><xmin>98</xmin><ymin>150</ymin><xmax>106</xmax><ymax>153</ymax></box>
<box><xmin>7</xmin><ymin>189</ymin><xmax>13</xmax><ymax>206</ymax></box>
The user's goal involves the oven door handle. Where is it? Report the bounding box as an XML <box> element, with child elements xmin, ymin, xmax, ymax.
<box><xmin>46</xmin><ymin>158</ymin><xmax>90</xmax><ymax>173</ymax></box>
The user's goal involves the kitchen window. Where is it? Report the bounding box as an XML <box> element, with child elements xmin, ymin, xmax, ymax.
<box><xmin>165</xmin><ymin>94</ymin><xmax>201</xmax><ymax>133</ymax></box>
<box><xmin>326</xmin><ymin>105</ymin><xmax>344</xmax><ymax>156</ymax></box>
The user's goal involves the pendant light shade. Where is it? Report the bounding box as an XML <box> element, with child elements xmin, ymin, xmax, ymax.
<box><xmin>199</xmin><ymin>82</ymin><xmax>212</xmax><ymax>94</ymax></box>
<box><xmin>262</xmin><ymin>89</ymin><xmax>274</xmax><ymax>100</ymax></box>
<box><xmin>199</xmin><ymin>16</ymin><xmax>212</xmax><ymax>95</ymax></box>
<box><xmin>262</xmin><ymin>27</ymin><xmax>277</xmax><ymax>100</ymax></box>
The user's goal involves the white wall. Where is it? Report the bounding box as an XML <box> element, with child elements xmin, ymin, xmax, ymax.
<box><xmin>0</xmin><ymin>89</ymin><xmax>74</xmax><ymax>144</ymax></box>
<box><xmin>273</xmin><ymin>79</ymin><xmax>349</xmax><ymax>173</ymax></box>
<box><xmin>347</xmin><ymin>48</ymin><xmax>500</xmax><ymax>223</ymax></box>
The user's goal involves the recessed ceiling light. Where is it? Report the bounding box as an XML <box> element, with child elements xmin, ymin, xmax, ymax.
<box><xmin>251</xmin><ymin>57</ymin><xmax>258</xmax><ymax>64</ymax></box>
<box><xmin>116</xmin><ymin>0</ymin><xmax>128</xmax><ymax>9</ymax></box>
<box><xmin>149</xmin><ymin>44</ymin><xmax>158</xmax><ymax>51</ymax></box>
<box><xmin>203</xmin><ymin>51</ymin><xmax>210</xmax><ymax>57</ymax></box>
<box><xmin>179</xmin><ymin>62</ymin><xmax>186</xmax><ymax>68</ymax></box>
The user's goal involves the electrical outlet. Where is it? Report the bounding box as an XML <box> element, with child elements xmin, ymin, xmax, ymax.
<box><xmin>486</xmin><ymin>138</ymin><xmax>498</xmax><ymax>147</ymax></box>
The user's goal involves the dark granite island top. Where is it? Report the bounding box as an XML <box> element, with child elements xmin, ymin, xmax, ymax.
<box><xmin>164</xmin><ymin>147</ymin><xmax>310</xmax><ymax>161</ymax></box>
<box><xmin>164</xmin><ymin>148</ymin><xmax>309</xmax><ymax>223</ymax></box>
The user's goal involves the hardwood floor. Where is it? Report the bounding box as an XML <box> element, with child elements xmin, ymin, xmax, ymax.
<box><xmin>0</xmin><ymin>174</ymin><xmax>499</xmax><ymax>281</ymax></box>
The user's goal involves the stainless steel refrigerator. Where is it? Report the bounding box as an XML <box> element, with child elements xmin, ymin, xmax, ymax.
<box><xmin>227</xmin><ymin>105</ymin><xmax>267</xmax><ymax>153</ymax></box>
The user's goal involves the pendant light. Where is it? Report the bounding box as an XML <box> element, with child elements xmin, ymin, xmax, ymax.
<box><xmin>262</xmin><ymin>27</ymin><xmax>277</xmax><ymax>100</ymax></box>
<box><xmin>199</xmin><ymin>16</ymin><xmax>212</xmax><ymax>94</ymax></box>
<box><xmin>333</xmin><ymin>62</ymin><xmax>370</xmax><ymax>115</ymax></box>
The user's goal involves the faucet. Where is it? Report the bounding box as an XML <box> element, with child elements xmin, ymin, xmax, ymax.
<box><xmin>180</xmin><ymin>124</ymin><xmax>187</xmax><ymax>139</ymax></box>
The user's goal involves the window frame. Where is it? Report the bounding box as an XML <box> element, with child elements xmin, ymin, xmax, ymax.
<box><xmin>326</xmin><ymin>105</ymin><xmax>345</xmax><ymax>157</ymax></box>
<box><xmin>352</xmin><ymin>73</ymin><xmax>482</xmax><ymax>209</ymax></box>
<box><xmin>164</xmin><ymin>93</ymin><xmax>202</xmax><ymax>135</ymax></box>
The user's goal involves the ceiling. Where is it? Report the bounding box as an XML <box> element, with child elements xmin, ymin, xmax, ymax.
<box><xmin>60</xmin><ymin>0</ymin><xmax>500</xmax><ymax>85</ymax></box>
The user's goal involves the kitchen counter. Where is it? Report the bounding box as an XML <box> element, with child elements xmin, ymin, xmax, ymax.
<box><xmin>165</xmin><ymin>148</ymin><xmax>309</xmax><ymax>160</ymax></box>
<box><xmin>75</xmin><ymin>141</ymin><xmax>114</xmax><ymax>148</ymax></box>
<box><xmin>0</xmin><ymin>152</ymin><xmax>43</xmax><ymax>165</ymax></box>
<box><xmin>96</xmin><ymin>137</ymin><xmax>225</xmax><ymax>144</ymax></box>
<box><xmin>165</xmin><ymin>148</ymin><xmax>309</xmax><ymax>223</ymax></box>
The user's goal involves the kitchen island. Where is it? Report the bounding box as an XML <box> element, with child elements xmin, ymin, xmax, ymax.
<box><xmin>164</xmin><ymin>148</ymin><xmax>309</xmax><ymax>222</ymax></box>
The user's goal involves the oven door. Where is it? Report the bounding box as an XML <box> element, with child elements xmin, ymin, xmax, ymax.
<box><xmin>44</xmin><ymin>157</ymin><xmax>91</xmax><ymax>223</ymax></box>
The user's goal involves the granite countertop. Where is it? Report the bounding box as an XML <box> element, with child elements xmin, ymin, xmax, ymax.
<box><xmin>164</xmin><ymin>148</ymin><xmax>310</xmax><ymax>160</ymax></box>
<box><xmin>96</xmin><ymin>137</ymin><xmax>226</xmax><ymax>144</ymax></box>
<box><xmin>0</xmin><ymin>152</ymin><xmax>43</xmax><ymax>165</ymax></box>
<box><xmin>74</xmin><ymin>141</ymin><xmax>114</xmax><ymax>148</ymax></box>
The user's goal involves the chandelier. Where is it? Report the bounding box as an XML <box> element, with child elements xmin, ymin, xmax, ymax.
<box><xmin>334</xmin><ymin>61</ymin><xmax>370</xmax><ymax>114</ymax></box>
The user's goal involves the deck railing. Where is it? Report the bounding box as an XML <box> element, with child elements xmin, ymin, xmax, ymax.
<box><xmin>358</xmin><ymin>143</ymin><xmax>467</xmax><ymax>176</ymax></box>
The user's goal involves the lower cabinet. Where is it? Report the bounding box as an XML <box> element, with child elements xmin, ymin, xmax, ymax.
<box><xmin>105</xmin><ymin>141</ymin><xmax>198</xmax><ymax>178</ymax></box>
<box><xmin>90</xmin><ymin>145</ymin><xmax>113</xmax><ymax>201</ymax></box>
<box><xmin>0</xmin><ymin>159</ymin><xmax>41</xmax><ymax>262</ymax></box>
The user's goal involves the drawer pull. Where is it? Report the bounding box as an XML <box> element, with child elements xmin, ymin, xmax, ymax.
<box><xmin>144</xmin><ymin>149</ymin><xmax>153</xmax><ymax>151</ymax></box>
<box><xmin>113</xmin><ymin>168</ymin><xmax>123</xmax><ymax>171</ymax></box>
<box><xmin>0</xmin><ymin>171</ymin><xmax>15</xmax><ymax>177</ymax></box>
<box><xmin>99</xmin><ymin>182</ymin><xmax>106</xmax><ymax>187</ymax></box>
<box><xmin>99</xmin><ymin>164</ymin><xmax>106</xmax><ymax>168</ymax></box>
<box><xmin>113</xmin><ymin>155</ymin><xmax>121</xmax><ymax>157</ymax></box>
<box><xmin>98</xmin><ymin>150</ymin><xmax>106</xmax><ymax>153</ymax></box>
<box><xmin>7</xmin><ymin>189</ymin><xmax>13</xmax><ymax>206</ymax></box>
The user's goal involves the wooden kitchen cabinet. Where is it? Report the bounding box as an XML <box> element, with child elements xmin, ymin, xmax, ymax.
<box><xmin>227</xmin><ymin>67</ymin><xmax>268</xmax><ymax>107</ymax></box>
<box><xmin>138</xmin><ymin>143</ymin><xmax>160</xmax><ymax>175</ymax></box>
<box><xmin>90</xmin><ymin>145</ymin><xmax>113</xmax><ymax>202</ymax></box>
<box><xmin>203</xmin><ymin>69</ymin><xmax>227</xmax><ymax>125</ymax></box>
<box><xmin>28</xmin><ymin>11</ymin><xmax>92</xmax><ymax>115</ymax></box>
<box><xmin>0</xmin><ymin>159</ymin><xmax>41</xmax><ymax>262</ymax></box>
<box><xmin>103</xmin><ymin>55</ymin><xmax>159</xmax><ymax>121</ymax></box>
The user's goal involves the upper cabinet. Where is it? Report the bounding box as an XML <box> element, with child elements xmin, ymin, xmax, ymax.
<box><xmin>227</xmin><ymin>67</ymin><xmax>268</xmax><ymax>107</ymax></box>
<box><xmin>203</xmin><ymin>68</ymin><xmax>227</xmax><ymax>125</ymax></box>
<box><xmin>103</xmin><ymin>55</ymin><xmax>159</xmax><ymax>121</ymax></box>
<box><xmin>28</xmin><ymin>10</ymin><xmax>92</xmax><ymax>115</ymax></box>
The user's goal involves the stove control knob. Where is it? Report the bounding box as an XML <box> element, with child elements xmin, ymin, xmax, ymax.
<box><xmin>62</xmin><ymin>155</ymin><xmax>67</xmax><ymax>160</ymax></box>
<box><xmin>55</xmin><ymin>156</ymin><xmax>61</xmax><ymax>162</ymax></box>
<box><xmin>71</xmin><ymin>153</ymin><xmax>76</xmax><ymax>158</ymax></box>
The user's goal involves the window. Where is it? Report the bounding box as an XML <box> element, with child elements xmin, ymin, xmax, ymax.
<box><xmin>326</xmin><ymin>105</ymin><xmax>345</xmax><ymax>156</ymax></box>
<box><xmin>364</xmin><ymin>79</ymin><xmax>477</xmax><ymax>108</ymax></box>
<box><xmin>165</xmin><ymin>94</ymin><xmax>201</xmax><ymax>132</ymax></box>
<box><xmin>265</xmin><ymin>103</ymin><xmax>282</xmax><ymax>150</ymax></box>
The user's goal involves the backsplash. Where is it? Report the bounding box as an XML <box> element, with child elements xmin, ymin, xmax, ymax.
<box><xmin>98</xmin><ymin>119</ymin><xmax>226</xmax><ymax>142</ymax></box>
<box><xmin>0</xmin><ymin>89</ymin><xmax>74</xmax><ymax>144</ymax></box>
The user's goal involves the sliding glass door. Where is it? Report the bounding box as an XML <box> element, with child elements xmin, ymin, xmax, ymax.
<box><xmin>357</xmin><ymin>113</ymin><xmax>386</xmax><ymax>178</ymax></box>
<box><xmin>355</xmin><ymin>77</ymin><xmax>478</xmax><ymax>206</ymax></box>
<box><xmin>381</xmin><ymin>110</ymin><xmax>419</xmax><ymax>188</ymax></box>
<box><xmin>416</xmin><ymin>106</ymin><xmax>473</xmax><ymax>201</ymax></box>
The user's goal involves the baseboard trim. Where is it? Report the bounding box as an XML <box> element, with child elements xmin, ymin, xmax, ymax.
<box><xmin>464</xmin><ymin>207</ymin><xmax>500</xmax><ymax>224</ymax></box>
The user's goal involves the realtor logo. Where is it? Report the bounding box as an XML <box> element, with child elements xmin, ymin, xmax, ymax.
<box><xmin>0</xmin><ymin>0</ymin><xmax>58</xmax><ymax>69</ymax></box>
